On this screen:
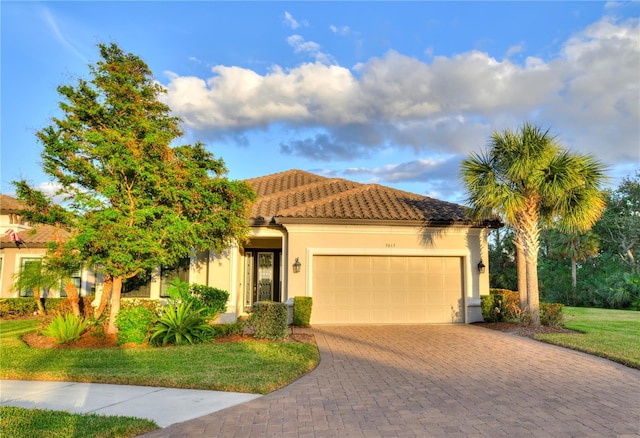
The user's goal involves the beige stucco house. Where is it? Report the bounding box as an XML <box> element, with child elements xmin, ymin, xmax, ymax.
<box><xmin>1</xmin><ymin>170</ymin><xmax>500</xmax><ymax>324</ymax></box>
<box><xmin>188</xmin><ymin>169</ymin><xmax>500</xmax><ymax>324</ymax></box>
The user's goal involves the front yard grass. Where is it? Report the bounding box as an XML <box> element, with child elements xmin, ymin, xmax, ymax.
<box><xmin>0</xmin><ymin>318</ymin><xmax>319</xmax><ymax>394</ymax></box>
<box><xmin>0</xmin><ymin>406</ymin><xmax>157</xmax><ymax>438</ymax></box>
<box><xmin>535</xmin><ymin>307</ymin><xmax>640</xmax><ymax>369</ymax></box>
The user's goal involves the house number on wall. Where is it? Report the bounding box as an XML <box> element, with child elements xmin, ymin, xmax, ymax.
<box><xmin>385</xmin><ymin>243</ymin><xmax>396</xmax><ymax>248</ymax></box>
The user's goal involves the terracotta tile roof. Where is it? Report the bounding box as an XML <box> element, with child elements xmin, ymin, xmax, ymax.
<box><xmin>246</xmin><ymin>169</ymin><xmax>477</xmax><ymax>225</ymax></box>
<box><xmin>0</xmin><ymin>195</ymin><xmax>26</xmax><ymax>214</ymax></box>
<box><xmin>0</xmin><ymin>224</ymin><xmax>71</xmax><ymax>249</ymax></box>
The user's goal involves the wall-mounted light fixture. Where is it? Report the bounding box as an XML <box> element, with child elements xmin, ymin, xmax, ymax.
<box><xmin>292</xmin><ymin>257</ymin><xmax>301</xmax><ymax>273</ymax></box>
<box><xmin>477</xmin><ymin>259</ymin><xmax>486</xmax><ymax>274</ymax></box>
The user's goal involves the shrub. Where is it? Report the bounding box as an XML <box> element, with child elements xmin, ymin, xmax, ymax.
<box><xmin>165</xmin><ymin>279</ymin><xmax>229</xmax><ymax>321</ymax></box>
<box><xmin>481</xmin><ymin>294</ymin><xmax>503</xmax><ymax>322</ymax></box>
<box><xmin>116</xmin><ymin>306</ymin><xmax>155</xmax><ymax>345</ymax></box>
<box><xmin>211</xmin><ymin>321</ymin><xmax>246</xmax><ymax>338</ymax></box>
<box><xmin>42</xmin><ymin>314</ymin><xmax>89</xmax><ymax>344</ymax></box>
<box><xmin>189</xmin><ymin>284</ymin><xmax>229</xmax><ymax>320</ymax></box>
<box><xmin>0</xmin><ymin>298</ymin><xmax>39</xmax><ymax>318</ymax></box>
<box><xmin>248</xmin><ymin>301</ymin><xmax>288</xmax><ymax>341</ymax></box>
<box><xmin>292</xmin><ymin>297</ymin><xmax>312</xmax><ymax>327</ymax></box>
<box><xmin>489</xmin><ymin>289</ymin><xmax>520</xmax><ymax>320</ymax></box>
<box><xmin>540</xmin><ymin>302</ymin><xmax>564</xmax><ymax>327</ymax></box>
<box><xmin>150</xmin><ymin>302</ymin><xmax>213</xmax><ymax>346</ymax></box>
<box><xmin>121</xmin><ymin>298</ymin><xmax>164</xmax><ymax>317</ymax></box>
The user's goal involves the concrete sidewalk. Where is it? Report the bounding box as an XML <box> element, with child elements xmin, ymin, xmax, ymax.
<box><xmin>0</xmin><ymin>380</ymin><xmax>261</xmax><ymax>428</ymax></box>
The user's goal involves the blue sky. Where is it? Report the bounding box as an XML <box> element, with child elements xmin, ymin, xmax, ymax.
<box><xmin>2</xmin><ymin>1</ymin><xmax>639</xmax><ymax>204</ymax></box>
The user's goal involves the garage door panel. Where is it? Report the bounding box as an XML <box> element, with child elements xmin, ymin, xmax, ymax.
<box><xmin>312</xmin><ymin>255</ymin><xmax>464</xmax><ymax>324</ymax></box>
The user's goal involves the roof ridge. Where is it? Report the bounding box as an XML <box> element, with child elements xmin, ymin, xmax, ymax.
<box><xmin>255</xmin><ymin>177</ymin><xmax>361</xmax><ymax>203</ymax></box>
<box><xmin>245</xmin><ymin>168</ymin><xmax>321</xmax><ymax>183</ymax></box>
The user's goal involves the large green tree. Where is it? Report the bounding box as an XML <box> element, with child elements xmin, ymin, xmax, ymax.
<box><xmin>593</xmin><ymin>171</ymin><xmax>640</xmax><ymax>275</ymax></box>
<box><xmin>22</xmin><ymin>43</ymin><xmax>255</xmax><ymax>333</ymax></box>
<box><xmin>460</xmin><ymin>123</ymin><xmax>606</xmax><ymax>326</ymax></box>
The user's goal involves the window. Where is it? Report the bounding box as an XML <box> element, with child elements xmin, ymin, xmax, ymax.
<box><xmin>122</xmin><ymin>271</ymin><xmax>152</xmax><ymax>298</ymax></box>
<box><xmin>160</xmin><ymin>258</ymin><xmax>190</xmax><ymax>297</ymax></box>
<box><xmin>19</xmin><ymin>258</ymin><xmax>42</xmax><ymax>297</ymax></box>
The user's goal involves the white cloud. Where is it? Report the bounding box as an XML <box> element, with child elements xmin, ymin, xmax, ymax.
<box><xmin>283</xmin><ymin>11</ymin><xmax>307</xmax><ymax>29</ymax></box>
<box><xmin>40</xmin><ymin>6</ymin><xmax>87</xmax><ymax>62</ymax></box>
<box><xmin>287</xmin><ymin>35</ymin><xmax>335</xmax><ymax>64</ymax></box>
<box><xmin>330</xmin><ymin>25</ymin><xmax>351</xmax><ymax>36</ymax></box>
<box><xmin>163</xmin><ymin>16</ymin><xmax>639</xmax><ymax>173</ymax></box>
<box><xmin>505</xmin><ymin>43</ymin><xmax>525</xmax><ymax>58</ymax></box>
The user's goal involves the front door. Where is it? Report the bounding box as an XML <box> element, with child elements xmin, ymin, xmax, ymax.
<box><xmin>243</xmin><ymin>250</ymin><xmax>281</xmax><ymax>312</ymax></box>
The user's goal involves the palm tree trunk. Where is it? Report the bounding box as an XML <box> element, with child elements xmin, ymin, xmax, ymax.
<box><xmin>525</xmin><ymin>250</ymin><xmax>541</xmax><ymax>327</ymax></box>
<box><xmin>571</xmin><ymin>258</ymin><xmax>578</xmax><ymax>290</ymax></box>
<box><xmin>107</xmin><ymin>276</ymin><xmax>123</xmax><ymax>334</ymax></box>
<box><xmin>33</xmin><ymin>288</ymin><xmax>46</xmax><ymax>315</ymax></box>
<box><xmin>514</xmin><ymin>232</ymin><xmax>527</xmax><ymax>311</ymax></box>
<box><xmin>515</xmin><ymin>198</ymin><xmax>542</xmax><ymax>327</ymax></box>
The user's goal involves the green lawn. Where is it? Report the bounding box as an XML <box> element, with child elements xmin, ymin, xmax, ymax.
<box><xmin>535</xmin><ymin>307</ymin><xmax>640</xmax><ymax>369</ymax></box>
<box><xmin>0</xmin><ymin>406</ymin><xmax>157</xmax><ymax>438</ymax></box>
<box><xmin>0</xmin><ymin>318</ymin><xmax>319</xmax><ymax>394</ymax></box>
<box><xmin>0</xmin><ymin>318</ymin><xmax>319</xmax><ymax>438</ymax></box>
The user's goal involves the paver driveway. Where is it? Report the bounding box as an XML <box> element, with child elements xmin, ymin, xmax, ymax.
<box><xmin>144</xmin><ymin>325</ymin><xmax>640</xmax><ymax>437</ymax></box>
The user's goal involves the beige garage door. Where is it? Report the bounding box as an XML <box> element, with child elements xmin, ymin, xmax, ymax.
<box><xmin>312</xmin><ymin>255</ymin><xmax>464</xmax><ymax>324</ymax></box>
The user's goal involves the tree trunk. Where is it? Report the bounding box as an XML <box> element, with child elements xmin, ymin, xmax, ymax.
<box><xmin>65</xmin><ymin>282</ymin><xmax>81</xmax><ymax>317</ymax></box>
<box><xmin>525</xmin><ymin>249</ymin><xmax>541</xmax><ymax>327</ymax></box>
<box><xmin>514</xmin><ymin>231</ymin><xmax>528</xmax><ymax>311</ymax></box>
<box><xmin>107</xmin><ymin>276</ymin><xmax>123</xmax><ymax>334</ymax></box>
<box><xmin>33</xmin><ymin>288</ymin><xmax>46</xmax><ymax>315</ymax></box>
<box><xmin>94</xmin><ymin>275</ymin><xmax>112</xmax><ymax>319</ymax></box>
<box><xmin>520</xmin><ymin>201</ymin><xmax>541</xmax><ymax>327</ymax></box>
<box><xmin>571</xmin><ymin>257</ymin><xmax>578</xmax><ymax>290</ymax></box>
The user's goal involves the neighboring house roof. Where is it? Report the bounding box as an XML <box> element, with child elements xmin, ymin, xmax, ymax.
<box><xmin>0</xmin><ymin>194</ymin><xmax>26</xmax><ymax>214</ymax></box>
<box><xmin>1</xmin><ymin>195</ymin><xmax>72</xmax><ymax>249</ymax></box>
<box><xmin>246</xmin><ymin>169</ymin><xmax>500</xmax><ymax>227</ymax></box>
<box><xmin>0</xmin><ymin>224</ymin><xmax>71</xmax><ymax>249</ymax></box>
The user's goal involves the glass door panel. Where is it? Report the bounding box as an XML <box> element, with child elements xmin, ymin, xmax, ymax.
<box><xmin>257</xmin><ymin>252</ymin><xmax>274</xmax><ymax>301</ymax></box>
<box><xmin>244</xmin><ymin>252</ymin><xmax>254</xmax><ymax>312</ymax></box>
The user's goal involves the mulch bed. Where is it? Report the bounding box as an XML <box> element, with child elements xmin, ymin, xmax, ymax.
<box><xmin>472</xmin><ymin>321</ymin><xmax>579</xmax><ymax>338</ymax></box>
<box><xmin>21</xmin><ymin>329</ymin><xmax>316</xmax><ymax>349</ymax></box>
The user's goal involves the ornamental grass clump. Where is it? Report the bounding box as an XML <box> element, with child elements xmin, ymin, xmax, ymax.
<box><xmin>42</xmin><ymin>314</ymin><xmax>89</xmax><ymax>344</ymax></box>
<box><xmin>150</xmin><ymin>302</ymin><xmax>214</xmax><ymax>346</ymax></box>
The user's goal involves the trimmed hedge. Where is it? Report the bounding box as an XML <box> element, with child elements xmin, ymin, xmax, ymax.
<box><xmin>0</xmin><ymin>298</ymin><xmax>72</xmax><ymax>318</ymax></box>
<box><xmin>249</xmin><ymin>301</ymin><xmax>288</xmax><ymax>341</ymax></box>
<box><xmin>292</xmin><ymin>297</ymin><xmax>312</xmax><ymax>327</ymax></box>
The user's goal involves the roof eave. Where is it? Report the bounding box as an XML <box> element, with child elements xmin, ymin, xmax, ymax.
<box><xmin>271</xmin><ymin>217</ymin><xmax>494</xmax><ymax>228</ymax></box>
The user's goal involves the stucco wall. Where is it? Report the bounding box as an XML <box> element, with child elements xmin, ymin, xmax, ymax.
<box><xmin>204</xmin><ymin>223</ymin><xmax>490</xmax><ymax>323</ymax></box>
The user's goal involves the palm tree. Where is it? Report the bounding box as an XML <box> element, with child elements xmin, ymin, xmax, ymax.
<box><xmin>12</xmin><ymin>259</ymin><xmax>58</xmax><ymax>315</ymax></box>
<box><xmin>460</xmin><ymin>122</ymin><xmax>606</xmax><ymax>326</ymax></box>
<box><xmin>549</xmin><ymin>229</ymin><xmax>600</xmax><ymax>290</ymax></box>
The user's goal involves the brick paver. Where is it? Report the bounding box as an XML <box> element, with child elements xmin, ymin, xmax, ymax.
<box><xmin>143</xmin><ymin>325</ymin><xmax>640</xmax><ymax>437</ymax></box>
